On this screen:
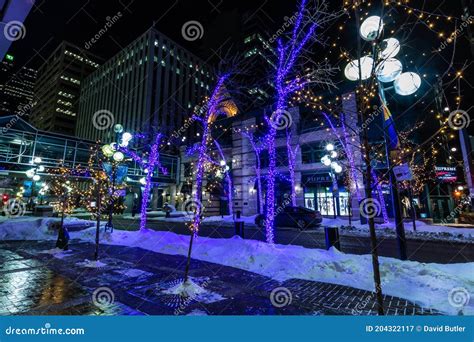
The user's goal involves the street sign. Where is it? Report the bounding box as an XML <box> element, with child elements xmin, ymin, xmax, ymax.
<box><xmin>393</xmin><ymin>164</ymin><xmax>413</xmax><ymax>181</ymax></box>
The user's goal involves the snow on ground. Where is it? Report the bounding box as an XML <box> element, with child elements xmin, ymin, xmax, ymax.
<box><xmin>39</xmin><ymin>248</ymin><xmax>74</xmax><ymax>259</ymax></box>
<box><xmin>1</xmin><ymin>216</ymin><xmax>472</xmax><ymax>314</ymax></box>
<box><xmin>0</xmin><ymin>216</ymin><xmax>94</xmax><ymax>241</ymax></box>
<box><xmin>76</xmin><ymin>259</ymin><xmax>107</xmax><ymax>268</ymax></box>
<box><xmin>162</xmin><ymin>278</ymin><xmax>225</xmax><ymax>304</ymax></box>
<box><xmin>67</xmin><ymin>228</ymin><xmax>472</xmax><ymax>315</ymax></box>
<box><xmin>323</xmin><ymin>218</ymin><xmax>474</xmax><ymax>243</ymax></box>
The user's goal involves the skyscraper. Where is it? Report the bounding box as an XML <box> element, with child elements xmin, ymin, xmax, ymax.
<box><xmin>0</xmin><ymin>54</ymin><xmax>36</xmax><ymax>117</ymax></box>
<box><xmin>30</xmin><ymin>42</ymin><xmax>101</xmax><ymax>135</ymax></box>
<box><xmin>76</xmin><ymin>27</ymin><xmax>214</xmax><ymax>143</ymax></box>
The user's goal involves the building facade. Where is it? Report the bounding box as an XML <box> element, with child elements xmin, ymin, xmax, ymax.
<box><xmin>76</xmin><ymin>28</ymin><xmax>214</xmax><ymax>144</ymax></box>
<box><xmin>0</xmin><ymin>54</ymin><xmax>36</xmax><ymax>117</ymax></box>
<box><xmin>30</xmin><ymin>42</ymin><xmax>101</xmax><ymax>135</ymax></box>
<box><xmin>178</xmin><ymin>92</ymin><xmax>365</xmax><ymax>218</ymax></box>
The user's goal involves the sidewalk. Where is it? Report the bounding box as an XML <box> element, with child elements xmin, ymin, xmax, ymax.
<box><xmin>0</xmin><ymin>240</ymin><xmax>439</xmax><ymax>316</ymax></box>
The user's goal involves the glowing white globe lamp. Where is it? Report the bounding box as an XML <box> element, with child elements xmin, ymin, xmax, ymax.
<box><xmin>114</xmin><ymin>124</ymin><xmax>124</xmax><ymax>133</ymax></box>
<box><xmin>101</xmin><ymin>144</ymin><xmax>114</xmax><ymax>157</ymax></box>
<box><xmin>375</xmin><ymin>58</ymin><xmax>403</xmax><ymax>83</ymax></box>
<box><xmin>321</xmin><ymin>156</ymin><xmax>331</xmax><ymax>166</ymax></box>
<box><xmin>32</xmin><ymin>175</ymin><xmax>41</xmax><ymax>181</ymax></box>
<box><xmin>26</xmin><ymin>169</ymin><xmax>35</xmax><ymax>178</ymax></box>
<box><xmin>380</xmin><ymin>38</ymin><xmax>400</xmax><ymax>59</ymax></box>
<box><xmin>344</xmin><ymin>56</ymin><xmax>374</xmax><ymax>81</ymax></box>
<box><xmin>330</xmin><ymin>151</ymin><xmax>338</xmax><ymax>158</ymax></box>
<box><xmin>393</xmin><ymin>72</ymin><xmax>421</xmax><ymax>96</ymax></box>
<box><xmin>326</xmin><ymin>143</ymin><xmax>335</xmax><ymax>151</ymax></box>
<box><xmin>334</xmin><ymin>164</ymin><xmax>343</xmax><ymax>174</ymax></box>
<box><xmin>113</xmin><ymin>151</ymin><xmax>125</xmax><ymax>162</ymax></box>
<box><xmin>344</xmin><ymin>61</ymin><xmax>359</xmax><ymax>81</ymax></box>
<box><xmin>33</xmin><ymin>157</ymin><xmax>42</xmax><ymax>164</ymax></box>
<box><xmin>119</xmin><ymin>140</ymin><xmax>129</xmax><ymax>147</ymax></box>
<box><xmin>122</xmin><ymin>132</ymin><xmax>133</xmax><ymax>142</ymax></box>
<box><xmin>360</xmin><ymin>16</ymin><xmax>383</xmax><ymax>41</ymax></box>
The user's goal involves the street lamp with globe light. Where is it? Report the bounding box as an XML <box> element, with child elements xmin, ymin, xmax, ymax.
<box><xmin>101</xmin><ymin>124</ymin><xmax>132</xmax><ymax>232</ymax></box>
<box><xmin>25</xmin><ymin>157</ymin><xmax>44</xmax><ymax>210</ymax></box>
<box><xmin>344</xmin><ymin>14</ymin><xmax>419</xmax><ymax>262</ymax></box>
<box><xmin>321</xmin><ymin>143</ymin><xmax>343</xmax><ymax>218</ymax></box>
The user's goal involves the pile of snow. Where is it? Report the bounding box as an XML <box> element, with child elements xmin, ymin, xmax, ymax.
<box><xmin>66</xmin><ymin>228</ymin><xmax>472</xmax><ymax>315</ymax></box>
<box><xmin>323</xmin><ymin>218</ymin><xmax>474</xmax><ymax>243</ymax></box>
<box><xmin>162</xmin><ymin>278</ymin><xmax>225</xmax><ymax>304</ymax></box>
<box><xmin>76</xmin><ymin>259</ymin><xmax>107</xmax><ymax>268</ymax></box>
<box><xmin>39</xmin><ymin>248</ymin><xmax>73</xmax><ymax>259</ymax></box>
<box><xmin>1</xmin><ymin>218</ymin><xmax>472</xmax><ymax>314</ymax></box>
<box><xmin>0</xmin><ymin>217</ymin><xmax>93</xmax><ymax>241</ymax></box>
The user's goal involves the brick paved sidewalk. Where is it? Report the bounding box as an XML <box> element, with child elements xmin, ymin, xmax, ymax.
<box><xmin>0</xmin><ymin>240</ymin><xmax>439</xmax><ymax>316</ymax></box>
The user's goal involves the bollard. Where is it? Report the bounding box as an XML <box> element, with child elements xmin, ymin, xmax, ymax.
<box><xmin>56</xmin><ymin>225</ymin><xmax>70</xmax><ymax>250</ymax></box>
<box><xmin>234</xmin><ymin>210</ymin><xmax>244</xmax><ymax>238</ymax></box>
<box><xmin>324</xmin><ymin>227</ymin><xmax>340</xmax><ymax>250</ymax></box>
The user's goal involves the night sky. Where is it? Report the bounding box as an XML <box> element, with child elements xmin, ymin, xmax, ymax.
<box><xmin>8</xmin><ymin>0</ymin><xmax>293</xmax><ymax>68</ymax></box>
<box><xmin>5</xmin><ymin>0</ymin><xmax>472</xmax><ymax>137</ymax></box>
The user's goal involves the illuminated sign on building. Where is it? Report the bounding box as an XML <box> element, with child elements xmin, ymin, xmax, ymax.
<box><xmin>435</xmin><ymin>166</ymin><xmax>457</xmax><ymax>182</ymax></box>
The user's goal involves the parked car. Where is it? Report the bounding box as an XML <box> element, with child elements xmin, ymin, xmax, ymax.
<box><xmin>255</xmin><ymin>206</ymin><xmax>322</xmax><ymax>229</ymax></box>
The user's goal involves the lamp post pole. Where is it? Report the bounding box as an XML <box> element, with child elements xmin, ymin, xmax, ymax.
<box><xmin>378</xmin><ymin>84</ymin><xmax>407</xmax><ymax>260</ymax></box>
<box><xmin>104</xmin><ymin>124</ymin><xmax>128</xmax><ymax>233</ymax></box>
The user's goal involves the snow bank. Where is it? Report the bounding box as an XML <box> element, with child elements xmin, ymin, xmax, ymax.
<box><xmin>1</xmin><ymin>218</ymin><xmax>472</xmax><ymax>314</ymax></box>
<box><xmin>0</xmin><ymin>217</ymin><xmax>94</xmax><ymax>241</ymax></box>
<box><xmin>71</xmin><ymin>228</ymin><xmax>473</xmax><ymax>315</ymax></box>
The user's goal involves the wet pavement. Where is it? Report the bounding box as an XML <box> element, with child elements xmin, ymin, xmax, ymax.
<box><xmin>0</xmin><ymin>240</ymin><xmax>440</xmax><ymax>316</ymax></box>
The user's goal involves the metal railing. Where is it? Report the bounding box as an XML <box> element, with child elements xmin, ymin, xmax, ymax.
<box><xmin>0</xmin><ymin>127</ymin><xmax>178</xmax><ymax>182</ymax></box>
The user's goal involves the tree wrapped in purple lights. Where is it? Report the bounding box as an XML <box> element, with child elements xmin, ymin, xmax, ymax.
<box><xmin>120</xmin><ymin>132</ymin><xmax>167</xmax><ymax>232</ymax></box>
<box><xmin>242</xmin><ymin>130</ymin><xmax>265</xmax><ymax>214</ymax></box>
<box><xmin>183</xmin><ymin>73</ymin><xmax>236</xmax><ymax>281</ymax></box>
<box><xmin>264</xmin><ymin>0</ymin><xmax>340</xmax><ymax>243</ymax></box>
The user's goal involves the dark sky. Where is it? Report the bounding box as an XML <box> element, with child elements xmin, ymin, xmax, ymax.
<box><xmin>8</xmin><ymin>0</ymin><xmax>293</xmax><ymax>69</ymax></box>
<box><xmin>5</xmin><ymin>0</ymin><xmax>472</xmax><ymax>137</ymax></box>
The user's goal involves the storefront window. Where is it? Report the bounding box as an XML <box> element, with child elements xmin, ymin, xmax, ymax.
<box><xmin>304</xmin><ymin>188</ymin><xmax>350</xmax><ymax>216</ymax></box>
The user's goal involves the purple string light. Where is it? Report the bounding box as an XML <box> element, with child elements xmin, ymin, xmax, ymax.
<box><xmin>264</xmin><ymin>5</ymin><xmax>319</xmax><ymax>243</ymax></box>
<box><xmin>121</xmin><ymin>133</ymin><xmax>165</xmax><ymax>231</ymax></box>
<box><xmin>192</xmin><ymin>74</ymin><xmax>230</xmax><ymax>232</ymax></box>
